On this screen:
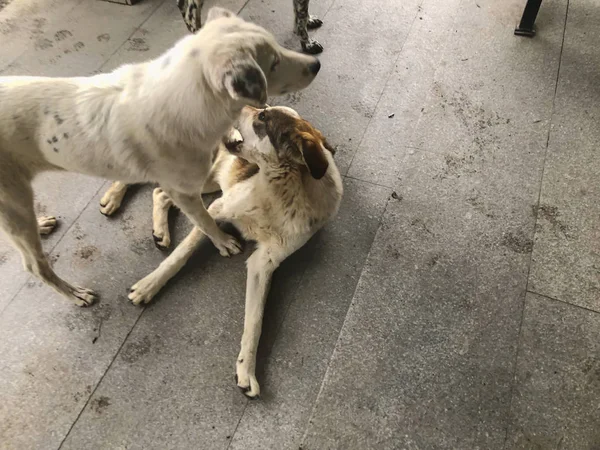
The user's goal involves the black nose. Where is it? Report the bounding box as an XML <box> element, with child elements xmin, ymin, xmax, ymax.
<box><xmin>309</xmin><ymin>59</ymin><xmax>321</xmax><ymax>75</ymax></box>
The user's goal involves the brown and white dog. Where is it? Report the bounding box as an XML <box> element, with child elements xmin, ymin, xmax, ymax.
<box><xmin>126</xmin><ymin>106</ymin><xmax>343</xmax><ymax>397</ymax></box>
<box><xmin>176</xmin><ymin>0</ymin><xmax>325</xmax><ymax>54</ymax></box>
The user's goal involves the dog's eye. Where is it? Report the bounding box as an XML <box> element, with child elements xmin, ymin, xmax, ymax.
<box><xmin>258</xmin><ymin>111</ymin><xmax>266</xmax><ymax>121</ymax></box>
<box><xmin>270</xmin><ymin>56</ymin><xmax>280</xmax><ymax>72</ymax></box>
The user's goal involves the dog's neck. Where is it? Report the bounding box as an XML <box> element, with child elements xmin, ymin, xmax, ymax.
<box><xmin>128</xmin><ymin>56</ymin><xmax>244</xmax><ymax>149</ymax></box>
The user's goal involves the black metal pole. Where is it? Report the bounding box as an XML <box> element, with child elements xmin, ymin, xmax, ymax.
<box><xmin>515</xmin><ymin>0</ymin><xmax>543</xmax><ymax>37</ymax></box>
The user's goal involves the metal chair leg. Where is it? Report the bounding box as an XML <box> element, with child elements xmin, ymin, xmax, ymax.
<box><xmin>515</xmin><ymin>0</ymin><xmax>543</xmax><ymax>37</ymax></box>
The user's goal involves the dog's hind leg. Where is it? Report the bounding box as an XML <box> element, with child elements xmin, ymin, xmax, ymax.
<box><xmin>100</xmin><ymin>181</ymin><xmax>129</xmax><ymax>216</ymax></box>
<box><xmin>293</xmin><ymin>0</ymin><xmax>323</xmax><ymax>54</ymax></box>
<box><xmin>0</xmin><ymin>174</ymin><xmax>97</xmax><ymax>306</ymax></box>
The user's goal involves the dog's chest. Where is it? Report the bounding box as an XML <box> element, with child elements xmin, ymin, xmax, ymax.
<box><xmin>154</xmin><ymin>149</ymin><xmax>213</xmax><ymax>191</ymax></box>
<box><xmin>224</xmin><ymin>182</ymin><xmax>311</xmax><ymax>244</ymax></box>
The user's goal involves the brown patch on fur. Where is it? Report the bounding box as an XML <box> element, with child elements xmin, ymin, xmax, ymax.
<box><xmin>297</xmin><ymin>131</ymin><xmax>328</xmax><ymax>179</ymax></box>
<box><xmin>262</xmin><ymin>108</ymin><xmax>330</xmax><ymax>179</ymax></box>
<box><xmin>229</xmin><ymin>158</ymin><xmax>260</xmax><ymax>185</ymax></box>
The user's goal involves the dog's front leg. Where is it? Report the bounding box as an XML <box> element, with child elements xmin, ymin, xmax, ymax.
<box><xmin>293</xmin><ymin>0</ymin><xmax>324</xmax><ymax>54</ymax></box>
<box><xmin>129</xmin><ymin>198</ymin><xmax>227</xmax><ymax>305</ymax></box>
<box><xmin>100</xmin><ymin>181</ymin><xmax>130</xmax><ymax>216</ymax></box>
<box><xmin>235</xmin><ymin>245</ymin><xmax>278</xmax><ymax>399</ymax></box>
<box><xmin>177</xmin><ymin>0</ymin><xmax>203</xmax><ymax>33</ymax></box>
<box><xmin>236</xmin><ymin>239</ymin><xmax>308</xmax><ymax>398</ymax></box>
<box><xmin>151</xmin><ymin>187</ymin><xmax>174</xmax><ymax>250</ymax></box>
<box><xmin>162</xmin><ymin>188</ymin><xmax>241</xmax><ymax>257</ymax></box>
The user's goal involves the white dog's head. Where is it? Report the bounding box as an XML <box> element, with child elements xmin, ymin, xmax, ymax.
<box><xmin>231</xmin><ymin>105</ymin><xmax>335</xmax><ymax>180</ymax></box>
<box><xmin>189</xmin><ymin>7</ymin><xmax>321</xmax><ymax>106</ymax></box>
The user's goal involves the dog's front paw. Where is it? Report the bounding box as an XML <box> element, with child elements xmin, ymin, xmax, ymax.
<box><xmin>100</xmin><ymin>187</ymin><xmax>126</xmax><ymax>216</ymax></box>
<box><xmin>212</xmin><ymin>231</ymin><xmax>242</xmax><ymax>257</ymax></box>
<box><xmin>128</xmin><ymin>274</ymin><xmax>162</xmax><ymax>306</ymax></box>
<box><xmin>301</xmin><ymin>38</ymin><xmax>324</xmax><ymax>55</ymax></box>
<box><xmin>152</xmin><ymin>230</ymin><xmax>171</xmax><ymax>250</ymax></box>
<box><xmin>236</xmin><ymin>361</ymin><xmax>260</xmax><ymax>399</ymax></box>
<box><xmin>38</xmin><ymin>216</ymin><xmax>58</xmax><ymax>235</ymax></box>
<box><xmin>307</xmin><ymin>15</ymin><xmax>323</xmax><ymax>29</ymax></box>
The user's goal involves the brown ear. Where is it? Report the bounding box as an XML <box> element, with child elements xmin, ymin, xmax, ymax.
<box><xmin>314</xmin><ymin>129</ymin><xmax>335</xmax><ymax>155</ymax></box>
<box><xmin>299</xmin><ymin>132</ymin><xmax>329</xmax><ymax>179</ymax></box>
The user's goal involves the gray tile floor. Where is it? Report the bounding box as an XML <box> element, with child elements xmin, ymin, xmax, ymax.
<box><xmin>1</xmin><ymin>0</ymin><xmax>599</xmax><ymax>448</ymax></box>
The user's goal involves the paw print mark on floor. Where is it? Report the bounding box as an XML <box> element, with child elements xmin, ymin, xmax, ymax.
<box><xmin>34</xmin><ymin>38</ymin><xmax>53</xmax><ymax>50</ymax></box>
<box><xmin>127</xmin><ymin>37</ymin><xmax>149</xmax><ymax>52</ymax></box>
<box><xmin>54</xmin><ymin>29</ymin><xmax>72</xmax><ymax>41</ymax></box>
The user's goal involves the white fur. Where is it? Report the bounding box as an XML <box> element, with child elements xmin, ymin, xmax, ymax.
<box><xmin>0</xmin><ymin>8</ymin><xmax>320</xmax><ymax>306</ymax></box>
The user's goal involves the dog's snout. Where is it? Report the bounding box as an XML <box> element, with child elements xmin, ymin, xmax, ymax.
<box><xmin>308</xmin><ymin>59</ymin><xmax>321</xmax><ymax>75</ymax></box>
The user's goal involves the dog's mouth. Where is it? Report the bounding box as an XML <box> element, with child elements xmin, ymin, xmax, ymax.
<box><xmin>224</xmin><ymin>140</ymin><xmax>243</xmax><ymax>154</ymax></box>
<box><xmin>222</xmin><ymin>136</ymin><xmax>244</xmax><ymax>154</ymax></box>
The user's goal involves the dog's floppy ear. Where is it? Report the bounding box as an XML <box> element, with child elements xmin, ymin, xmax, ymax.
<box><xmin>222</xmin><ymin>59</ymin><xmax>268</xmax><ymax>106</ymax></box>
<box><xmin>206</xmin><ymin>6</ymin><xmax>235</xmax><ymax>22</ymax></box>
<box><xmin>297</xmin><ymin>132</ymin><xmax>329</xmax><ymax>179</ymax></box>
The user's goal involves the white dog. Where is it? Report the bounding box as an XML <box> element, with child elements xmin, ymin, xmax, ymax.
<box><xmin>0</xmin><ymin>7</ymin><xmax>320</xmax><ymax>306</ymax></box>
<box><xmin>124</xmin><ymin>106</ymin><xmax>342</xmax><ymax>397</ymax></box>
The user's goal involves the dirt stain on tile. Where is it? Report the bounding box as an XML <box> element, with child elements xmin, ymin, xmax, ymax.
<box><xmin>431</xmin><ymin>83</ymin><xmax>509</xmax><ymax>179</ymax></box>
<box><xmin>536</xmin><ymin>204</ymin><xmax>570</xmax><ymax>238</ymax></box>
<box><xmin>91</xmin><ymin>396</ymin><xmax>111</xmax><ymax>414</ymax></box>
<box><xmin>351</xmin><ymin>101</ymin><xmax>374</xmax><ymax>119</ymax></box>
<box><xmin>500</xmin><ymin>231</ymin><xmax>533</xmax><ymax>254</ymax></box>
<box><xmin>34</xmin><ymin>38</ymin><xmax>53</xmax><ymax>50</ymax></box>
<box><xmin>120</xmin><ymin>335</ymin><xmax>153</xmax><ymax>364</ymax></box>
<box><xmin>467</xmin><ymin>192</ymin><xmax>495</xmax><ymax>219</ymax></box>
<box><xmin>76</xmin><ymin>245</ymin><xmax>98</xmax><ymax>261</ymax></box>
<box><xmin>127</xmin><ymin>37</ymin><xmax>149</xmax><ymax>52</ymax></box>
<box><xmin>130</xmin><ymin>236</ymin><xmax>154</xmax><ymax>256</ymax></box>
<box><xmin>427</xmin><ymin>253</ymin><xmax>442</xmax><ymax>267</ymax></box>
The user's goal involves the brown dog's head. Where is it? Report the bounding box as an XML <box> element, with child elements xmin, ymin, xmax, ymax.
<box><xmin>234</xmin><ymin>106</ymin><xmax>335</xmax><ymax>179</ymax></box>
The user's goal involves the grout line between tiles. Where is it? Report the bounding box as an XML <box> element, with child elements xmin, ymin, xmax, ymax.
<box><xmin>95</xmin><ymin>0</ymin><xmax>168</xmax><ymax>73</ymax></box>
<box><xmin>343</xmin><ymin>0</ymin><xmax>427</xmax><ymax>177</ymax></box>
<box><xmin>344</xmin><ymin>174</ymin><xmax>393</xmax><ymax>189</ymax></box>
<box><xmin>298</xmin><ymin>191</ymin><xmax>393</xmax><ymax>447</ymax></box>
<box><xmin>502</xmin><ymin>1</ymin><xmax>571</xmax><ymax>448</ymax></box>
<box><xmin>526</xmin><ymin>289</ymin><xmax>600</xmax><ymax>316</ymax></box>
<box><xmin>56</xmin><ymin>309</ymin><xmax>147</xmax><ymax>449</ymax></box>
